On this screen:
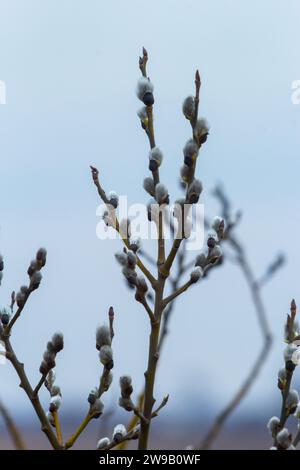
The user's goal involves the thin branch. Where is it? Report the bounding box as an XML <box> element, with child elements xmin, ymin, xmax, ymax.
<box><xmin>0</xmin><ymin>400</ymin><xmax>26</xmax><ymax>450</ymax></box>
<box><xmin>100</xmin><ymin>398</ymin><xmax>168</xmax><ymax>451</ymax></box>
<box><xmin>33</xmin><ymin>373</ymin><xmax>47</xmax><ymax>397</ymax></box>
<box><xmin>64</xmin><ymin>412</ymin><xmax>92</xmax><ymax>450</ymax></box>
<box><xmin>4</xmin><ymin>288</ymin><xmax>33</xmax><ymax>335</ymax></box>
<box><xmin>2</xmin><ymin>335</ymin><xmax>61</xmax><ymax>449</ymax></box>
<box><xmin>90</xmin><ymin>165</ymin><xmax>156</xmax><ymax>289</ymax></box>
<box><xmin>200</xmin><ymin>340</ymin><xmax>271</xmax><ymax>450</ymax></box>
<box><xmin>52</xmin><ymin>410</ymin><xmax>63</xmax><ymax>446</ymax></box>
<box><xmin>140</xmin><ymin>297</ymin><xmax>156</xmax><ymax>324</ymax></box>
<box><xmin>162</xmin><ymin>280</ymin><xmax>192</xmax><ymax>307</ymax></box>
<box><xmin>199</xmin><ymin>186</ymin><xmax>280</xmax><ymax>450</ymax></box>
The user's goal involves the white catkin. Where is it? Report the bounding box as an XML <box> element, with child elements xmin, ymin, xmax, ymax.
<box><xmin>136</xmin><ymin>77</ymin><xmax>154</xmax><ymax>100</ymax></box>
<box><xmin>119</xmin><ymin>375</ymin><xmax>132</xmax><ymax>390</ymax></box>
<box><xmin>277</xmin><ymin>368</ymin><xmax>287</xmax><ymax>382</ymax></box>
<box><xmin>143</xmin><ymin>177</ymin><xmax>155</xmax><ymax>196</ymax></box>
<box><xmin>49</xmin><ymin>395</ymin><xmax>61</xmax><ymax>411</ymax></box>
<box><xmin>137</xmin><ymin>275</ymin><xmax>148</xmax><ymax>293</ymax></box>
<box><xmin>108</xmin><ymin>191</ymin><xmax>119</xmax><ymax>207</ymax></box>
<box><xmin>91</xmin><ymin>398</ymin><xmax>104</xmax><ymax>416</ymax></box>
<box><xmin>267</xmin><ymin>416</ymin><xmax>280</xmax><ymax>435</ymax></box>
<box><xmin>115</xmin><ymin>252</ymin><xmax>128</xmax><ymax>266</ymax></box>
<box><xmin>210</xmin><ymin>245</ymin><xmax>223</xmax><ymax>259</ymax></box>
<box><xmin>113</xmin><ymin>424</ymin><xmax>127</xmax><ymax>440</ymax></box>
<box><xmin>190</xmin><ymin>267</ymin><xmax>204</xmax><ymax>283</ymax></box>
<box><xmin>182</xmin><ymin>96</ymin><xmax>195</xmax><ymax>119</ymax></box>
<box><xmin>291</xmin><ymin>348</ymin><xmax>300</xmax><ymax>365</ymax></box>
<box><xmin>155</xmin><ymin>183</ymin><xmax>168</xmax><ymax>204</ymax></box>
<box><xmin>187</xmin><ymin>179</ymin><xmax>203</xmax><ymax>201</ymax></box>
<box><xmin>195</xmin><ymin>253</ymin><xmax>207</xmax><ymax>268</ymax></box>
<box><xmin>99</xmin><ymin>345</ymin><xmax>113</xmax><ymax>365</ymax></box>
<box><xmin>137</xmin><ymin>106</ymin><xmax>148</xmax><ymax>121</ymax></box>
<box><xmin>286</xmin><ymin>389</ymin><xmax>299</xmax><ymax>409</ymax></box>
<box><xmin>97</xmin><ymin>437</ymin><xmax>110</xmax><ymax>450</ymax></box>
<box><xmin>195</xmin><ymin>117</ymin><xmax>210</xmax><ymax>134</ymax></box>
<box><xmin>149</xmin><ymin>147</ymin><xmax>163</xmax><ymax>166</ymax></box>
<box><xmin>183</xmin><ymin>139</ymin><xmax>198</xmax><ymax>157</ymax></box>
<box><xmin>211</xmin><ymin>216</ymin><xmax>223</xmax><ymax>232</ymax></box>
<box><xmin>96</xmin><ymin>325</ymin><xmax>111</xmax><ymax>349</ymax></box>
<box><xmin>30</xmin><ymin>270</ymin><xmax>42</xmax><ymax>287</ymax></box>
<box><xmin>284</xmin><ymin>343</ymin><xmax>298</xmax><ymax>361</ymax></box>
<box><xmin>276</xmin><ymin>428</ymin><xmax>291</xmax><ymax>448</ymax></box>
<box><xmin>45</xmin><ymin>370</ymin><xmax>56</xmax><ymax>391</ymax></box>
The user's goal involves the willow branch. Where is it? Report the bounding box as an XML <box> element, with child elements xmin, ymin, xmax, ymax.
<box><xmin>90</xmin><ymin>165</ymin><xmax>156</xmax><ymax>289</ymax></box>
<box><xmin>0</xmin><ymin>400</ymin><xmax>26</xmax><ymax>450</ymax></box>
<box><xmin>2</xmin><ymin>335</ymin><xmax>61</xmax><ymax>449</ymax></box>
<box><xmin>4</xmin><ymin>288</ymin><xmax>33</xmax><ymax>335</ymax></box>
<box><xmin>162</xmin><ymin>280</ymin><xmax>192</xmax><ymax>307</ymax></box>
<box><xmin>139</xmin><ymin>297</ymin><xmax>156</xmax><ymax>324</ymax></box>
<box><xmin>33</xmin><ymin>373</ymin><xmax>47</xmax><ymax>397</ymax></box>
<box><xmin>52</xmin><ymin>410</ymin><xmax>63</xmax><ymax>446</ymax></box>
<box><xmin>64</xmin><ymin>412</ymin><xmax>93</xmax><ymax>449</ymax></box>
<box><xmin>199</xmin><ymin>186</ymin><xmax>278</xmax><ymax>450</ymax></box>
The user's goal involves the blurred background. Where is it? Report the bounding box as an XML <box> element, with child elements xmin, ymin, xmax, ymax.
<box><xmin>0</xmin><ymin>0</ymin><xmax>299</xmax><ymax>449</ymax></box>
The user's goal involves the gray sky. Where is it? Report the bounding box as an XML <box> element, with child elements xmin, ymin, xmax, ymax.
<box><xmin>0</xmin><ymin>0</ymin><xmax>300</xmax><ymax>427</ymax></box>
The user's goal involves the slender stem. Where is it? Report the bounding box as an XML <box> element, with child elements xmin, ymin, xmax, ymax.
<box><xmin>138</xmin><ymin>274</ymin><xmax>165</xmax><ymax>449</ymax></box>
<box><xmin>33</xmin><ymin>374</ymin><xmax>47</xmax><ymax>397</ymax></box>
<box><xmin>0</xmin><ymin>400</ymin><xmax>26</xmax><ymax>450</ymax></box>
<box><xmin>199</xmin><ymin>230</ymin><xmax>273</xmax><ymax>449</ymax></box>
<box><xmin>5</xmin><ymin>288</ymin><xmax>33</xmax><ymax>335</ymax></box>
<box><xmin>161</xmin><ymin>239</ymin><xmax>182</xmax><ymax>278</ymax></box>
<box><xmin>146</xmin><ymin>105</ymin><xmax>156</xmax><ymax>150</ymax></box>
<box><xmin>52</xmin><ymin>410</ymin><xmax>63</xmax><ymax>446</ymax></box>
<box><xmin>64</xmin><ymin>413</ymin><xmax>92</xmax><ymax>449</ymax></box>
<box><xmin>279</xmin><ymin>370</ymin><xmax>293</xmax><ymax>429</ymax></box>
<box><xmin>90</xmin><ymin>166</ymin><xmax>156</xmax><ymax>289</ymax></box>
<box><xmin>140</xmin><ymin>298</ymin><xmax>156</xmax><ymax>324</ymax></box>
<box><xmin>162</xmin><ymin>280</ymin><xmax>192</xmax><ymax>307</ymax></box>
<box><xmin>157</xmin><ymin>210</ymin><xmax>165</xmax><ymax>266</ymax></box>
<box><xmin>200</xmin><ymin>340</ymin><xmax>271</xmax><ymax>450</ymax></box>
<box><xmin>2</xmin><ymin>336</ymin><xmax>61</xmax><ymax>449</ymax></box>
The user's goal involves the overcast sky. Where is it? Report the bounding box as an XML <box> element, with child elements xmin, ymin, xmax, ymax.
<box><xmin>0</xmin><ymin>0</ymin><xmax>300</xmax><ymax>430</ymax></box>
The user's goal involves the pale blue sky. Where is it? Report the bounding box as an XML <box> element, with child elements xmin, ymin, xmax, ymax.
<box><xmin>0</xmin><ymin>0</ymin><xmax>300</xmax><ymax>429</ymax></box>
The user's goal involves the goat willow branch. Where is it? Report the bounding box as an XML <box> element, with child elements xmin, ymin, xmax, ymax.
<box><xmin>0</xmin><ymin>401</ymin><xmax>26</xmax><ymax>450</ymax></box>
<box><xmin>267</xmin><ymin>300</ymin><xmax>300</xmax><ymax>450</ymax></box>
<box><xmin>199</xmin><ymin>187</ymin><xmax>284</xmax><ymax>450</ymax></box>
<box><xmin>91</xmin><ymin>48</ymin><xmax>213</xmax><ymax>450</ymax></box>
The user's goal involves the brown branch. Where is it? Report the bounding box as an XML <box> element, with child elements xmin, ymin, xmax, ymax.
<box><xmin>199</xmin><ymin>186</ymin><xmax>277</xmax><ymax>450</ymax></box>
<box><xmin>200</xmin><ymin>340</ymin><xmax>271</xmax><ymax>450</ymax></box>
<box><xmin>0</xmin><ymin>400</ymin><xmax>26</xmax><ymax>450</ymax></box>
<box><xmin>139</xmin><ymin>297</ymin><xmax>156</xmax><ymax>324</ymax></box>
<box><xmin>2</xmin><ymin>335</ymin><xmax>61</xmax><ymax>449</ymax></box>
<box><xmin>162</xmin><ymin>279</ymin><xmax>192</xmax><ymax>307</ymax></box>
<box><xmin>4</xmin><ymin>288</ymin><xmax>33</xmax><ymax>335</ymax></box>
<box><xmin>138</xmin><ymin>274</ymin><xmax>165</xmax><ymax>449</ymax></box>
<box><xmin>52</xmin><ymin>410</ymin><xmax>63</xmax><ymax>446</ymax></box>
<box><xmin>90</xmin><ymin>165</ymin><xmax>156</xmax><ymax>289</ymax></box>
<box><xmin>33</xmin><ymin>373</ymin><xmax>47</xmax><ymax>397</ymax></box>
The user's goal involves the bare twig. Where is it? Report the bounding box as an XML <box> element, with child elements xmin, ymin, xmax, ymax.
<box><xmin>2</xmin><ymin>335</ymin><xmax>61</xmax><ymax>449</ymax></box>
<box><xmin>90</xmin><ymin>165</ymin><xmax>156</xmax><ymax>289</ymax></box>
<box><xmin>0</xmin><ymin>400</ymin><xmax>26</xmax><ymax>450</ymax></box>
<box><xmin>199</xmin><ymin>186</ymin><xmax>283</xmax><ymax>450</ymax></box>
